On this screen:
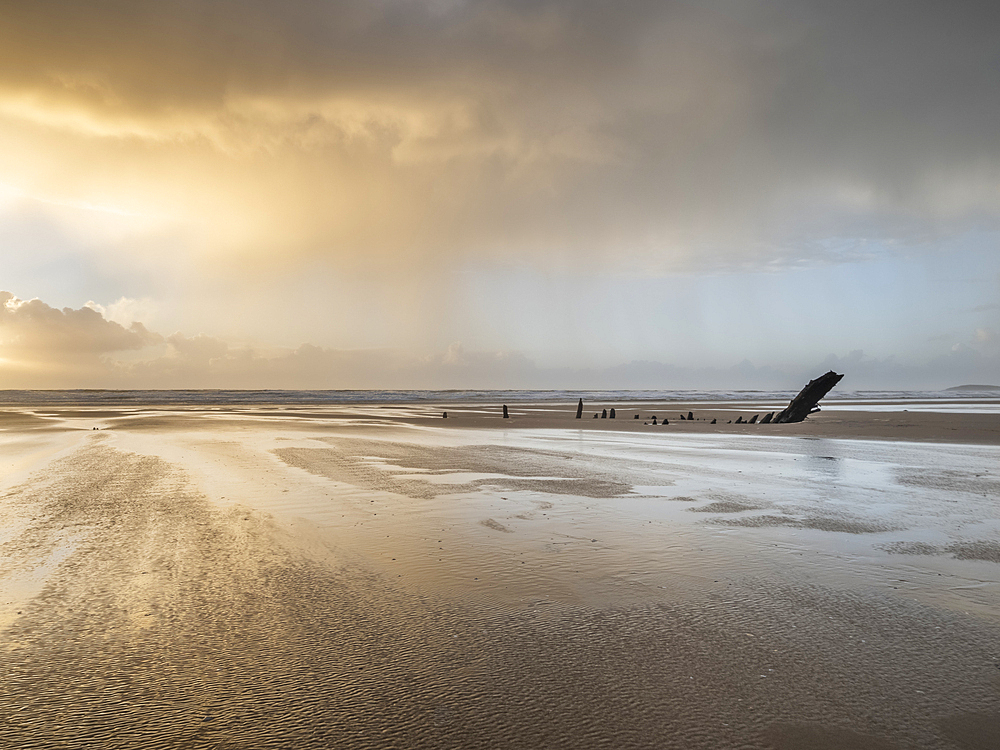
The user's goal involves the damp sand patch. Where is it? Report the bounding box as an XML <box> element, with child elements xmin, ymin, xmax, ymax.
<box><xmin>950</xmin><ymin>541</ymin><xmax>1000</xmax><ymax>563</ymax></box>
<box><xmin>895</xmin><ymin>468</ymin><xmax>1000</xmax><ymax>495</ymax></box>
<box><xmin>880</xmin><ymin>540</ymin><xmax>1000</xmax><ymax>563</ymax></box>
<box><xmin>275</xmin><ymin>446</ymin><xmax>632</xmax><ymax>499</ymax></box>
<box><xmin>480</xmin><ymin>518</ymin><xmax>513</xmax><ymax>533</ymax></box>
<box><xmin>689</xmin><ymin>500</ymin><xmax>768</xmax><ymax>514</ymax></box>
<box><xmin>878</xmin><ymin>541</ymin><xmax>942</xmax><ymax>556</ymax></box>
<box><xmin>709</xmin><ymin>514</ymin><xmax>899</xmax><ymax>534</ymax></box>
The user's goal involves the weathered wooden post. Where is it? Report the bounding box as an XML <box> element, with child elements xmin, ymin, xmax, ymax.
<box><xmin>772</xmin><ymin>371</ymin><xmax>844</xmax><ymax>423</ymax></box>
<box><xmin>576</xmin><ymin>398</ymin><xmax>583</xmax><ymax>419</ymax></box>
<box><xmin>502</xmin><ymin>404</ymin><xmax>509</xmax><ymax>419</ymax></box>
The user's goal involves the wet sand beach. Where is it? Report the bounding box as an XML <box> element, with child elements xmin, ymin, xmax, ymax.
<box><xmin>1</xmin><ymin>401</ymin><xmax>999</xmax><ymax>748</ymax></box>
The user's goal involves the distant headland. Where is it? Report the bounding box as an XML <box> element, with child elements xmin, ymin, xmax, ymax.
<box><xmin>945</xmin><ymin>384</ymin><xmax>1000</xmax><ymax>391</ymax></box>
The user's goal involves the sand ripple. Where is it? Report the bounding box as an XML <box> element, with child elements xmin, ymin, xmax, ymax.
<box><xmin>1</xmin><ymin>437</ymin><xmax>998</xmax><ymax>748</ymax></box>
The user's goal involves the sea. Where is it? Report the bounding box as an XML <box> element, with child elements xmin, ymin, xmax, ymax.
<box><xmin>0</xmin><ymin>388</ymin><xmax>998</xmax><ymax>407</ymax></box>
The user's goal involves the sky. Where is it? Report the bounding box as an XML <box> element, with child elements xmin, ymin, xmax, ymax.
<box><xmin>1</xmin><ymin>0</ymin><xmax>998</xmax><ymax>390</ymax></box>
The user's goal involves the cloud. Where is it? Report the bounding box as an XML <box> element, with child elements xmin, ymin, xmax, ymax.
<box><xmin>1</xmin><ymin>291</ymin><xmax>159</xmax><ymax>357</ymax></box>
<box><xmin>974</xmin><ymin>327</ymin><xmax>997</xmax><ymax>349</ymax></box>
<box><xmin>0</xmin><ymin>292</ymin><xmax>161</xmax><ymax>385</ymax></box>
<box><xmin>3</xmin><ymin>1</ymin><xmax>999</xmax><ymax>390</ymax></box>
<box><xmin>0</xmin><ymin>291</ymin><xmax>539</xmax><ymax>388</ymax></box>
<box><xmin>0</xmin><ymin>0</ymin><xmax>998</xmax><ymax>277</ymax></box>
<box><xmin>3</xmin><ymin>292</ymin><xmax>998</xmax><ymax>390</ymax></box>
<box><xmin>123</xmin><ymin>337</ymin><xmax>540</xmax><ymax>390</ymax></box>
<box><xmin>815</xmin><ymin>346</ymin><xmax>1000</xmax><ymax>390</ymax></box>
<box><xmin>85</xmin><ymin>297</ymin><xmax>159</xmax><ymax>328</ymax></box>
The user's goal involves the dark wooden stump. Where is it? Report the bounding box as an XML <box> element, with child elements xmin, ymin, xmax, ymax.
<box><xmin>503</xmin><ymin>404</ymin><xmax>509</xmax><ymax>419</ymax></box>
<box><xmin>576</xmin><ymin>398</ymin><xmax>583</xmax><ymax>419</ymax></box>
<box><xmin>772</xmin><ymin>371</ymin><xmax>844</xmax><ymax>423</ymax></box>
<box><xmin>610</xmin><ymin>408</ymin><xmax>616</xmax><ymax>419</ymax></box>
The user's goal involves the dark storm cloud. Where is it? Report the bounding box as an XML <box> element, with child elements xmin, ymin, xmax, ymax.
<box><xmin>0</xmin><ymin>0</ymin><xmax>997</xmax><ymax>268</ymax></box>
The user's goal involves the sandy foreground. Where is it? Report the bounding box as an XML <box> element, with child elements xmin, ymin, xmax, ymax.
<box><xmin>0</xmin><ymin>401</ymin><xmax>999</xmax><ymax>749</ymax></box>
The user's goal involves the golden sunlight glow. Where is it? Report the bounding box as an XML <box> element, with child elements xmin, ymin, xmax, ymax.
<box><xmin>0</xmin><ymin>1</ymin><xmax>997</xmax><ymax>389</ymax></box>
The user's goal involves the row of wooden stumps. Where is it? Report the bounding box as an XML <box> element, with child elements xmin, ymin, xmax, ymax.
<box><xmin>576</xmin><ymin>399</ymin><xmax>619</xmax><ymax>419</ymax></box>
<box><xmin>571</xmin><ymin>371</ymin><xmax>844</xmax><ymax>424</ymax></box>
<box><xmin>444</xmin><ymin>370</ymin><xmax>844</xmax><ymax>422</ymax></box>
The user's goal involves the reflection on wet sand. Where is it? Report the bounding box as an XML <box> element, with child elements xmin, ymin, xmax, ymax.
<box><xmin>0</xmin><ymin>405</ymin><xmax>998</xmax><ymax>748</ymax></box>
